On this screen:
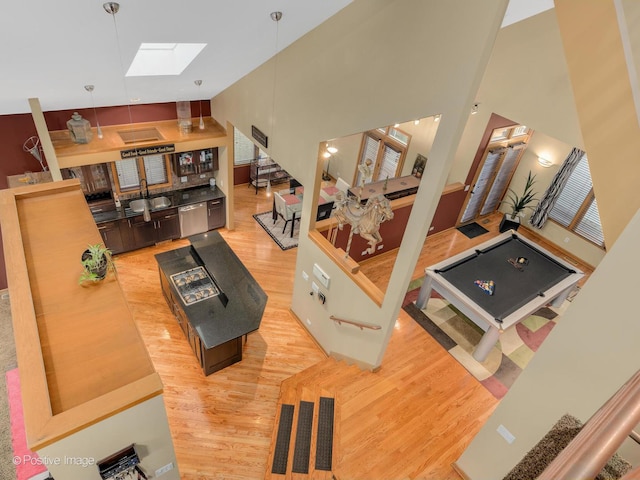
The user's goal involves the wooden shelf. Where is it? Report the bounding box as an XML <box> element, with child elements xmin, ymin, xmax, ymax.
<box><xmin>49</xmin><ymin>117</ymin><xmax>228</xmax><ymax>168</ymax></box>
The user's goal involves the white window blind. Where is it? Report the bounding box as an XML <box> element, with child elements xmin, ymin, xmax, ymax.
<box><xmin>377</xmin><ymin>145</ymin><xmax>401</xmax><ymax>181</ymax></box>
<box><xmin>549</xmin><ymin>154</ymin><xmax>605</xmax><ymax>247</ymax></box>
<box><xmin>356</xmin><ymin>135</ymin><xmax>380</xmax><ymax>185</ymax></box>
<box><xmin>234</xmin><ymin>128</ymin><xmax>256</xmax><ymax>165</ymax></box>
<box><xmin>143</xmin><ymin>155</ymin><xmax>168</xmax><ymax>185</ymax></box>
<box><xmin>115</xmin><ymin>159</ymin><xmax>140</xmax><ymax>190</ymax></box>
<box><xmin>549</xmin><ymin>156</ymin><xmax>592</xmax><ymax>227</ymax></box>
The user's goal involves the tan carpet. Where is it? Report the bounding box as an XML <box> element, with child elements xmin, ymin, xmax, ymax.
<box><xmin>0</xmin><ymin>289</ymin><xmax>17</xmax><ymax>479</ymax></box>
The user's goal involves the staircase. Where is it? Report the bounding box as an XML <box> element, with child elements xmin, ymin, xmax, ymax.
<box><xmin>265</xmin><ymin>357</ymin><xmax>364</xmax><ymax>479</ymax></box>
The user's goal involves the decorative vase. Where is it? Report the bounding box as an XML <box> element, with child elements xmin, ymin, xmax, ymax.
<box><xmin>499</xmin><ymin>214</ymin><xmax>521</xmax><ymax>233</ymax></box>
<box><xmin>67</xmin><ymin>112</ymin><xmax>93</xmax><ymax>144</ymax></box>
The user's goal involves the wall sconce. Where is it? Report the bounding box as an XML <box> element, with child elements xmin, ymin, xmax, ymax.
<box><xmin>538</xmin><ymin>156</ymin><xmax>554</xmax><ymax>168</ymax></box>
<box><xmin>471</xmin><ymin>103</ymin><xmax>480</xmax><ymax>115</ymax></box>
<box><xmin>414</xmin><ymin>119</ymin><xmax>420</xmax><ymax>125</ymax></box>
<box><xmin>434</xmin><ymin>114</ymin><xmax>441</xmax><ymax>122</ymax></box>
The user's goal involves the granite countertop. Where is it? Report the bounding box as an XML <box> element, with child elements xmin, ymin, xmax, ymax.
<box><xmin>154</xmin><ymin>231</ymin><xmax>268</xmax><ymax>349</ymax></box>
<box><xmin>92</xmin><ymin>184</ymin><xmax>225</xmax><ymax>223</ymax></box>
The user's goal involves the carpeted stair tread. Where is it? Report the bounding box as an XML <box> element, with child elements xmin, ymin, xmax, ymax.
<box><xmin>271</xmin><ymin>404</ymin><xmax>295</xmax><ymax>474</ymax></box>
<box><xmin>292</xmin><ymin>400</ymin><xmax>314</xmax><ymax>473</ymax></box>
<box><xmin>315</xmin><ymin>397</ymin><xmax>335</xmax><ymax>471</ymax></box>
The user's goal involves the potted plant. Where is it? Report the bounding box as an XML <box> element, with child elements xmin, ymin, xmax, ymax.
<box><xmin>499</xmin><ymin>171</ymin><xmax>538</xmax><ymax>232</ymax></box>
<box><xmin>79</xmin><ymin>243</ymin><xmax>113</xmax><ymax>284</ymax></box>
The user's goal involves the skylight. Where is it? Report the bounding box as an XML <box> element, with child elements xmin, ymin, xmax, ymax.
<box><xmin>126</xmin><ymin>43</ymin><xmax>207</xmax><ymax>77</ymax></box>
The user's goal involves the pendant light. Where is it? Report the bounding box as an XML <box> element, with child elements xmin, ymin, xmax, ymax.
<box><xmin>84</xmin><ymin>85</ymin><xmax>103</xmax><ymax>139</ymax></box>
<box><xmin>266</xmin><ymin>11</ymin><xmax>282</xmax><ymax>198</ymax></box>
<box><xmin>194</xmin><ymin>79</ymin><xmax>205</xmax><ymax>130</ymax></box>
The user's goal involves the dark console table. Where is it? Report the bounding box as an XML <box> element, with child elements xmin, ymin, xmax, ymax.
<box><xmin>155</xmin><ymin>231</ymin><xmax>267</xmax><ymax>375</ymax></box>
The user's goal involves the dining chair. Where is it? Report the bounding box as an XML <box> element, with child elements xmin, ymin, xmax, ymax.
<box><xmin>335</xmin><ymin>177</ymin><xmax>351</xmax><ymax>194</ymax></box>
<box><xmin>316</xmin><ymin>201</ymin><xmax>334</xmax><ymax>221</ymax></box>
<box><xmin>274</xmin><ymin>191</ymin><xmax>300</xmax><ymax>236</ymax></box>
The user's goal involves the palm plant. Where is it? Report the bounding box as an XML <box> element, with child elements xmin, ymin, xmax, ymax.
<box><xmin>502</xmin><ymin>171</ymin><xmax>538</xmax><ymax>218</ymax></box>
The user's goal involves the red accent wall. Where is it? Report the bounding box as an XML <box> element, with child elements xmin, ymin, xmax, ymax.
<box><xmin>329</xmin><ymin>203</ymin><xmax>414</xmax><ymax>262</ymax></box>
<box><xmin>0</xmin><ymin>101</ymin><xmax>212</xmax><ymax>291</ymax></box>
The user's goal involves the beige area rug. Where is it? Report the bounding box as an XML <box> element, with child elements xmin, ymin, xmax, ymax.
<box><xmin>0</xmin><ymin>290</ymin><xmax>17</xmax><ymax>479</ymax></box>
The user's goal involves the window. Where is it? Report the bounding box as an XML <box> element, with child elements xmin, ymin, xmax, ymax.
<box><xmin>234</xmin><ymin>128</ymin><xmax>266</xmax><ymax>165</ymax></box>
<box><xmin>112</xmin><ymin>155</ymin><xmax>171</xmax><ymax>195</ymax></box>
<box><xmin>548</xmin><ymin>154</ymin><xmax>605</xmax><ymax>247</ymax></box>
<box><xmin>354</xmin><ymin>127</ymin><xmax>410</xmax><ymax>186</ymax></box>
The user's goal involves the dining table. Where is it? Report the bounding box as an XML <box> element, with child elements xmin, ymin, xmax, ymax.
<box><xmin>272</xmin><ymin>185</ymin><xmax>339</xmax><ymax>237</ymax></box>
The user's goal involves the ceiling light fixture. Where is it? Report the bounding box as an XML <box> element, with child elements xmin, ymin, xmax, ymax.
<box><xmin>434</xmin><ymin>114</ymin><xmax>441</xmax><ymax>122</ymax></box>
<box><xmin>195</xmin><ymin>79</ymin><xmax>205</xmax><ymax>130</ymax></box>
<box><xmin>84</xmin><ymin>85</ymin><xmax>103</xmax><ymax>139</ymax></box>
<box><xmin>471</xmin><ymin>103</ymin><xmax>480</xmax><ymax>115</ymax></box>
<box><xmin>414</xmin><ymin>119</ymin><xmax>420</xmax><ymax>125</ymax></box>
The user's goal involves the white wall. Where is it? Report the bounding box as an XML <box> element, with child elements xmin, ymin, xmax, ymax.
<box><xmin>211</xmin><ymin>0</ymin><xmax>509</xmax><ymax>368</ymax></box>
<box><xmin>37</xmin><ymin>395</ymin><xmax>179</xmax><ymax>480</ymax></box>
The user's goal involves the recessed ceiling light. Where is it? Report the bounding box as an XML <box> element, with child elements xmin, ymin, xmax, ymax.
<box><xmin>126</xmin><ymin>43</ymin><xmax>207</xmax><ymax>77</ymax></box>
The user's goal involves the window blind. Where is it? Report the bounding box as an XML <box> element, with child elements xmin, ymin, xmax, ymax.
<box><xmin>115</xmin><ymin>159</ymin><xmax>140</xmax><ymax>190</ymax></box>
<box><xmin>549</xmin><ymin>156</ymin><xmax>592</xmax><ymax>227</ymax></box>
<box><xmin>377</xmin><ymin>145</ymin><xmax>401</xmax><ymax>181</ymax></box>
<box><xmin>143</xmin><ymin>155</ymin><xmax>168</xmax><ymax>185</ymax></box>
<box><xmin>234</xmin><ymin>128</ymin><xmax>256</xmax><ymax>165</ymax></box>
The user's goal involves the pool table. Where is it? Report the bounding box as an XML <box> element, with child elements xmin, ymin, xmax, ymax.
<box><xmin>415</xmin><ymin>231</ymin><xmax>584</xmax><ymax>361</ymax></box>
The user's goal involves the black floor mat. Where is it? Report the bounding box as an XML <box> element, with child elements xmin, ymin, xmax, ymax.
<box><xmin>315</xmin><ymin>397</ymin><xmax>335</xmax><ymax>471</ymax></box>
<box><xmin>272</xmin><ymin>404</ymin><xmax>294</xmax><ymax>474</ymax></box>
<box><xmin>292</xmin><ymin>401</ymin><xmax>314</xmax><ymax>473</ymax></box>
<box><xmin>457</xmin><ymin>222</ymin><xmax>489</xmax><ymax>239</ymax></box>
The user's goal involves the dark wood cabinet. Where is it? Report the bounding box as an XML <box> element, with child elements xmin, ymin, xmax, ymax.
<box><xmin>97</xmin><ymin>220</ymin><xmax>126</xmax><ymax>254</ymax></box>
<box><xmin>158</xmin><ymin>267</ymin><xmax>243</xmax><ymax>376</ymax></box>
<box><xmin>62</xmin><ymin>164</ymin><xmax>112</xmax><ymax>196</ymax></box>
<box><xmin>129</xmin><ymin>207</ymin><xmax>180</xmax><ymax>247</ymax></box>
<box><xmin>174</xmin><ymin>148</ymin><xmax>218</xmax><ymax>177</ymax></box>
<box><xmin>207</xmin><ymin>198</ymin><xmax>225</xmax><ymax>230</ymax></box>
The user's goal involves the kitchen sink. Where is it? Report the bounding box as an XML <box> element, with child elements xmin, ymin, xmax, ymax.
<box><xmin>129</xmin><ymin>199</ymin><xmax>149</xmax><ymax>213</ymax></box>
<box><xmin>150</xmin><ymin>196</ymin><xmax>171</xmax><ymax>209</ymax></box>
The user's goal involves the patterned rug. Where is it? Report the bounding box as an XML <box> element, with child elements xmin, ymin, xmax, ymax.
<box><xmin>253</xmin><ymin>211</ymin><xmax>299</xmax><ymax>250</ymax></box>
<box><xmin>402</xmin><ymin>279</ymin><xmax>569</xmax><ymax>399</ymax></box>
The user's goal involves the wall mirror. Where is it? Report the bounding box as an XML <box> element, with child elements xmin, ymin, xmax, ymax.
<box><xmin>308</xmin><ymin>115</ymin><xmax>441</xmax><ymax>303</ymax></box>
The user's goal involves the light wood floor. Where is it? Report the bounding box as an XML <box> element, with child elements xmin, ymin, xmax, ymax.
<box><xmin>115</xmin><ymin>185</ymin><xmax>593</xmax><ymax>479</ymax></box>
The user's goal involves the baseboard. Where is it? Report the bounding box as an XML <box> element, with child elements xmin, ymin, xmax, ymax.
<box><xmin>451</xmin><ymin>461</ymin><xmax>470</xmax><ymax>480</ymax></box>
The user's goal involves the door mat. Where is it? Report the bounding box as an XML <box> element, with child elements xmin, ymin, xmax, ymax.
<box><xmin>253</xmin><ymin>211</ymin><xmax>299</xmax><ymax>250</ymax></box>
<box><xmin>457</xmin><ymin>222</ymin><xmax>489</xmax><ymax>239</ymax></box>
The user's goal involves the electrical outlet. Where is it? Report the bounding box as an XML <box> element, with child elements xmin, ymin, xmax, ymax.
<box><xmin>306</xmin><ymin>318</ymin><xmax>311</xmax><ymax>326</ymax></box>
<box><xmin>497</xmin><ymin>424</ymin><xmax>515</xmax><ymax>444</ymax></box>
<box><xmin>155</xmin><ymin>462</ymin><xmax>174</xmax><ymax>476</ymax></box>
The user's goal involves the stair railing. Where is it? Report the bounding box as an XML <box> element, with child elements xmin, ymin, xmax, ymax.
<box><xmin>329</xmin><ymin>315</ymin><xmax>381</xmax><ymax>330</ymax></box>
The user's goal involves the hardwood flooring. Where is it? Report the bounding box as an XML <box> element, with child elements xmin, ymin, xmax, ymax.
<box><xmin>115</xmin><ymin>187</ymin><xmax>592</xmax><ymax>479</ymax></box>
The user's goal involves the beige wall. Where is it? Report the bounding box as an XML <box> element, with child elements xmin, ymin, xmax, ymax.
<box><xmin>457</xmin><ymin>1</ymin><xmax>640</xmax><ymax>477</ymax></box>
<box><xmin>37</xmin><ymin>395</ymin><xmax>179</xmax><ymax>480</ymax></box>
<box><xmin>212</xmin><ymin>0</ymin><xmax>509</xmax><ymax>368</ymax></box>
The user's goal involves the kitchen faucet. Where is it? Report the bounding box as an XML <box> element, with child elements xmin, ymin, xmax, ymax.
<box><xmin>139</xmin><ymin>179</ymin><xmax>149</xmax><ymax>199</ymax></box>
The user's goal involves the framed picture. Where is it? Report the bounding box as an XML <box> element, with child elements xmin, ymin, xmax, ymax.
<box><xmin>412</xmin><ymin>154</ymin><xmax>427</xmax><ymax>178</ymax></box>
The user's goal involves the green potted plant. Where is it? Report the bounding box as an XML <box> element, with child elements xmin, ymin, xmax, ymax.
<box><xmin>499</xmin><ymin>171</ymin><xmax>538</xmax><ymax>232</ymax></box>
<box><xmin>79</xmin><ymin>243</ymin><xmax>113</xmax><ymax>284</ymax></box>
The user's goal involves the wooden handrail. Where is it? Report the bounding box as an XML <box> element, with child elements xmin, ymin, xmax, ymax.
<box><xmin>539</xmin><ymin>369</ymin><xmax>640</xmax><ymax>480</ymax></box>
<box><xmin>329</xmin><ymin>315</ymin><xmax>381</xmax><ymax>330</ymax></box>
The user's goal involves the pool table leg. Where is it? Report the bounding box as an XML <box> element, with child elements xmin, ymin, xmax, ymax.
<box><xmin>473</xmin><ymin>326</ymin><xmax>501</xmax><ymax>362</ymax></box>
<box><xmin>415</xmin><ymin>276</ymin><xmax>434</xmax><ymax>309</ymax></box>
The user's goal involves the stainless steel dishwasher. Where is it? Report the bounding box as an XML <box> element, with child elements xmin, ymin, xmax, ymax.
<box><xmin>179</xmin><ymin>203</ymin><xmax>209</xmax><ymax>238</ymax></box>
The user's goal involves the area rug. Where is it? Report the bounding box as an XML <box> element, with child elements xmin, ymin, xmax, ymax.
<box><xmin>402</xmin><ymin>282</ymin><xmax>561</xmax><ymax>399</ymax></box>
<box><xmin>456</xmin><ymin>222</ymin><xmax>489</xmax><ymax>239</ymax></box>
<box><xmin>6</xmin><ymin>369</ymin><xmax>48</xmax><ymax>480</ymax></box>
<box><xmin>253</xmin><ymin>211</ymin><xmax>299</xmax><ymax>250</ymax></box>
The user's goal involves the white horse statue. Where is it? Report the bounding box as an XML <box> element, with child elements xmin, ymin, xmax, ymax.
<box><xmin>333</xmin><ymin>191</ymin><xmax>394</xmax><ymax>255</ymax></box>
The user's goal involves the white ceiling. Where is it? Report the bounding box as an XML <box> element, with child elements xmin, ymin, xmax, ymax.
<box><xmin>0</xmin><ymin>0</ymin><xmax>553</xmax><ymax>116</ymax></box>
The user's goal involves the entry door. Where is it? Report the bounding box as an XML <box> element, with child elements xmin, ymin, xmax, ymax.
<box><xmin>459</xmin><ymin>142</ymin><xmax>528</xmax><ymax>224</ymax></box>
